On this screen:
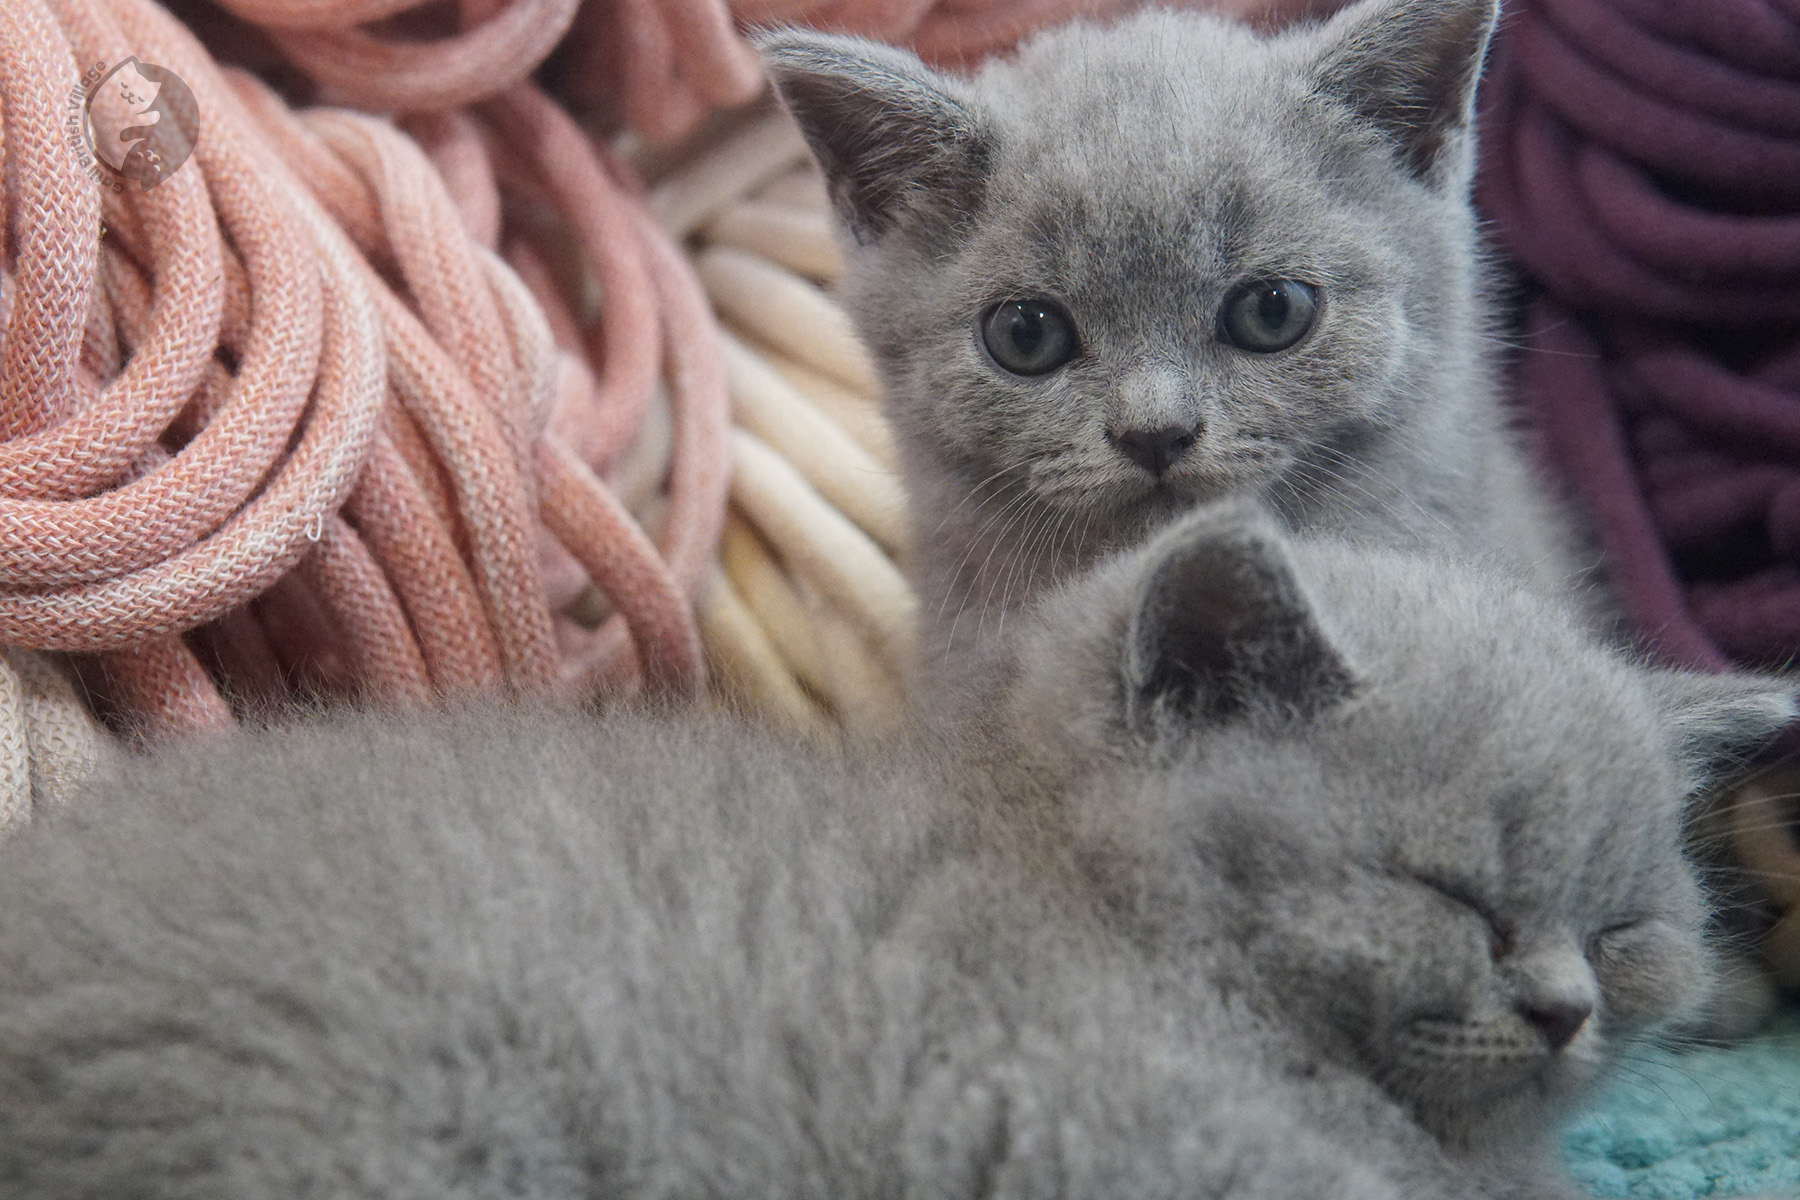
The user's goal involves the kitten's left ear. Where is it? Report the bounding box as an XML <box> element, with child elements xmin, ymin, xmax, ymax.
<box><xmin>1309</xmin><ymin>0</ymin><xmax>1499</xmax><ymax>188</ymax></box>
<box><xmin>756</xmin><ymin>29</ymin><xmax>990</xmax><ymax>244</ymax></box>
<box><xmin>1122</xmin><ymin>501</ymin><xmax>1360</xmax><ymax>734</ymax></box>
<box><xmin>1643</xmin><ymin>669</ymin><xmax>1797</xmax><ymax>794</ymax></box>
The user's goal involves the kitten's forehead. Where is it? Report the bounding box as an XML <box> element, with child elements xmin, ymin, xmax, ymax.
<box><xmin>973</xmin><ymin>13</ymin><xmax>1346</xmax><ymax>205</ymax></box>
<box><xmin>1304</xmin><ymin>569</ymin><xmax>1692</xmax><ymax>914</ymax></box>
<box><xmin>982</xmin><ymin>12</ymin><xmax>1297</xmax><ymax>151</ymax></box>
<box><xmin>1204</xmin><ymin>701</ymin><xmax>1692</xmax><ymax>938</ymax></box>
<box><xmin>1366</xmin><ymin>759</ymin><xmax>1682</xmax><ymax>916</ymax></box>
<box><xmin>953</xmin><ymin>13</ymin><xmax>1401</xmax><ymax>320</ymax></box>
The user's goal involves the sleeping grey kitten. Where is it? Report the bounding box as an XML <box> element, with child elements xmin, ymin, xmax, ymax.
<box><xmin>760</xmin><ymin>0</ymin><xmax>1577</xmax><ymax>697</ymax></box>
<box><xmin>0</xmin><ymin>504</ymin><xmax>1784</xmax><ymax>1199</ymax></box>
<box><xmin>0</xmin><ymin>707</ymin><xmax>1408</xmax><ymax>1200</ymax></box>
<box><xmin>986</xmin><ymin>504</ymin><xmax>1794</xmax><ymax>1192</ymax></box>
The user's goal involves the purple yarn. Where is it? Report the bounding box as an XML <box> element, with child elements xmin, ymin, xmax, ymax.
<box><xmin>1478</xmin><ymin>0</ymin><xmax>1800</xmax><ymax>672</ymax></box>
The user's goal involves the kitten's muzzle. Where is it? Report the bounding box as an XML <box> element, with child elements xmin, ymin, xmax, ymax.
<box><xmin>1109</xmin><ymin>423</ymin><xmax>1201</xmax><ymax>478</ymax></box>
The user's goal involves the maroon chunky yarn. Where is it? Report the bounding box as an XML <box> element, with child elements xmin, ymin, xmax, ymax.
<box><xmin>1479</xmin><ymin>0</ymin><xmax>1800</xmax><ymax>672</ymax></box>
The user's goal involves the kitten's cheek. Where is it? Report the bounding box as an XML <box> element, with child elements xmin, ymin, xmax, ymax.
<box><xmin>1592</xmin><ymin>941</ymin><xmax>1708</xmax><ymax>1030</ymax></box>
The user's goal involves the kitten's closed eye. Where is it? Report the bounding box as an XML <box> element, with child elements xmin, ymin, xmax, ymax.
<box><xmin>1582</xmin><ymin>918</ymin><xmax>1701</xmax><ymax>1028</ymax></box>
<box><xmin>1584</xmin><ymin>920</ymin><xmax>1643</xmax><ymax>959</ymax></box>
<box><xmin>979</xmin><ymin>298</ymin><xmax>1080</xmax><ymax>376</ymax></box>
<box><xmin>1409</xmin><ymin>873</ymin><xmax>1513</xmax><ymax>959</ymax></box>
<box><xmin>1216</xmin><ymin>279</ymin><xmax>1319</xmax><ymax>353</ymax></box>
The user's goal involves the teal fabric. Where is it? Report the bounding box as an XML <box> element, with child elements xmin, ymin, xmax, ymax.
<box><xmin>1563</xmin><ymin>1010</ymin><xmax>1800</xmax><ymax>1198</ymax></box>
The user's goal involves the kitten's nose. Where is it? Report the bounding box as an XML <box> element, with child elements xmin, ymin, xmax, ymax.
<box><xmin>1522</xmin><ymin>1000</ymin><xmax>1591</xmax><ymax>1051</ymax></box>
<box><xmin>1110</xmin><ymin>424</ymin><xmax>1200</xmax><ymax>477</ymax></box>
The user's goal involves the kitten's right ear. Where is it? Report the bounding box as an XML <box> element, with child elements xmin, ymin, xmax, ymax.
<box><xmin>1122</xmin><ymin>502</ymin><xmax>1359</xmax><ymax>735</ymax></box>
<box><xmin>755</xmin><ymin>29</ymin><xmax>989</xmax><ymax>243</ymax></box>
<box><xmin>1642</xmin><ymin>669</ymin><xmax>1797</xmax><ymax>796</ymax></box>
<box><xmin>1309</xmin><ymin>0</ymin><xmax>1499</xmax><ymax>188</ymax></box>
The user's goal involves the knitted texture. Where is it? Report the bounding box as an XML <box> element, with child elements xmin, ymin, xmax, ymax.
<box><xmin>0</xmin><ymin>650</ymin><xmax>106</xmax><ymax>831</ymax></box>
<box><xmin>1563</xmin><ymin>1008</ymin><xmax>1800</xmax><ymax>1198</ymax></box>
<box><xmin>730</xmin><ymin>0</ymin><xmax>1346</xmax><ymax>62</ymax></box>
<box><xmin>0</xmin><ymin>0</ymin><xmax>739</xmax><ymax>748</ymax></box>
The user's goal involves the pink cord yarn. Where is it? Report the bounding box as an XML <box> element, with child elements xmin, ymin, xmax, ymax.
<box><xmin>726</xmin><ymin>0</ymin><xmax>1346</xmax><ymax>66</ymax></box>
<box><xmin>550</xmin><ymin>0</ymin><xmax>1343</xmax><ymax>146</ymax></box>
<box><xmin>1</xmin><ymin>0</ymin><xmax>733</xmax><ymax>738</ymax></box>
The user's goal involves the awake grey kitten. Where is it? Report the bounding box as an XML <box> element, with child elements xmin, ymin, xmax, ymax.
<box><xmin>760</xmin><ymin>0</ymin><xmax>1577</xmax><ymax>698</ymax></box>
<box><xmin>0</xmin><ymin>505</ymin><xmax>1784</xmax><ymax>1199</ymax></box>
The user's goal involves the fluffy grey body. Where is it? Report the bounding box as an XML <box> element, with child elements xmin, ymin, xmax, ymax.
<box><xmin>0</xmin><ymin>708</ymin><xmax>1405</xmax><ymax>1200</ymax></box>
<box><xmin>0</xmin><ymin>504</ymin><xmax>1785</xmax><ymax>1199</ymax></box>
<box><xmin>761</xmin><ymin>0</ymin><xmax>1580</xmax><ymax>699</ymax></box>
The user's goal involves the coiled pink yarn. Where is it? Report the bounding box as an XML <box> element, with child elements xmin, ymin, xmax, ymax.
<box><xmin>0</xmin><ymin>0</ymin><xmax>735</xmax><ymax>738</ymax></box>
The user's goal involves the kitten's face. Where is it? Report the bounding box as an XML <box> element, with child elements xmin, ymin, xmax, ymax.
<box><xmin>995</xmin><ymin>501</ymin><xmax>1794</xmax><ymax>1144</ymax></box>
<box><xmin>1209</xmin><ymin>709</ymin><xmax>1711</xmax><ymax>1143</ymax></box>
<box><xmin>864</xmin><ymin>22</ymin><xmax>1437</xmax><ymax>526</ymax></box>
<box><xmin>765</xmin><ymin>0</ymin><xmax>1493</xmax><ymax>535</ymax></box>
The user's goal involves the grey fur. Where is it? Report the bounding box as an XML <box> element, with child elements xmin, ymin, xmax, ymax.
<box><xmin>0</xmin><ymin>504</ymin><xmax>1787</xmax><ymax>1199</ymax></box>
<box><xmin>987</xmin><ymin>503</ymin><xmax>1794</xmax><ymax>1182</ymax></box>
<box><xmin>759</xmin><ymin>0</ymin><xmax>1580</xmax><ymax>700</ymax></box>
<box><xmin>0</xmin><ymin>708</ymin><xmax>1409</xmax><ymax>1200</ymax></box>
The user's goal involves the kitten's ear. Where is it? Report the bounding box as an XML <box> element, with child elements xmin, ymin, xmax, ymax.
<box><xmin>1643</xmin><ymin>669</ymin><xmax>1797</xmax><ymax>794</ymax></box>
<box><xmin>756</xmin><ymin>29</ymin><xmax>990</xmax><ymax>243</ymax></box>
<box><xmin>1122</xmin><ymin>502</ymin><xmax>1359</xmax><ymax>733</ymax></box>
<box><xmin>1308</xmin><ymin>0</ymin><xmax>1499</xmax><ymax>188</ymax></box>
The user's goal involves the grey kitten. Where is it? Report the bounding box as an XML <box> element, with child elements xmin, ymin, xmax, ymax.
<box><xmin>985</xmin><ymin>503</ymin><xmax>1792</xmax><ymax>1193</ymax></box>
<box><xmin>0</xmin><ymin>725</ymin><xmax>1413</xmax><ymax>1199</ymax></box>
<box><xmin>0</xmin><ymin>708</ymin><xmax>1409</xmax><ymax>1200</ymax></box>
<box><xmin>760</xmin><ymin>0</ymin><xmax>1578</xmax><ymax>699</ymax></box>
<box><xmin>0</xmin><ymin>505</ymin><xmax>1785</xmax><ymax>1199</ymax></box>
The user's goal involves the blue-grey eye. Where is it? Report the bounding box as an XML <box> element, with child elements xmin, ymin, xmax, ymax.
<box><xmin>1217</xmin><ymin>279</ymin><xmax>1319</xmax><ymax>353</ymax></box>
<box><xmin>980</xmin><ymin>299</ymin><xmax>1078</xmax><ymax>376</ymax></box>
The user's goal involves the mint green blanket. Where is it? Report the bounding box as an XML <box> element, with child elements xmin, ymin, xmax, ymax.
<box><xmin>1564</xmin><ymin>1009</ymin><xmax>1800</xmax><ymax>1197</ymax></box>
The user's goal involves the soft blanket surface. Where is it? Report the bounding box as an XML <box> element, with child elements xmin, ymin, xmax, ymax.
<box><xmin>1565</xmin><ymin>1009</ymin><xmax>1800</xmax><ymax>1197</ymax></box>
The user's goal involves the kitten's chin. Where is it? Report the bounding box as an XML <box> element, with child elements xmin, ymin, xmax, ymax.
<box><xmin>1130</xmin><ymin>482</ymin><xmax>1206</xmax><ymax>524</ymax></box>
<box><xmin>1036</xmin><ymin>468</ymin><xmax>1262</xmax><ymax>533</ymax></box>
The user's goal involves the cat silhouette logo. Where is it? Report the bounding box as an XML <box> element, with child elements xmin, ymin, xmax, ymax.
<box><xmin>82</xmin><ymin>58</ymin><xmax>198</xmax><ymax>191</ymax></box>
